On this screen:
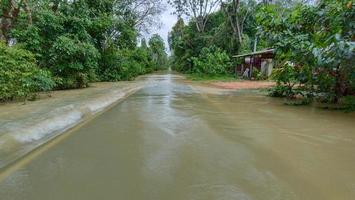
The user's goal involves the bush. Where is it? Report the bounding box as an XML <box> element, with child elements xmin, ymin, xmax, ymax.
<box><xmin>100</xmin><ymin>47</ymin><xmax>154</xmax><ymax>81</ymax></box>
<box><xmin>134</xmin><ymin>47</ymin><xmax>155</xmax><ymax>73</ymax></box>
<box><xmin>116</xmin><ymin>49</ymin><xmax>145</xmax><ymax>80</ymax></box>
<box><xmin>49</xmin><ymin>36</ymin><xmax>100</xmax><ymax>89</ymax></box>
<box><xmin>270</xmin><ymin>62</ymin><xmax>301</xmax><ymax>97</ymax></box>
<box><xmin>0</xmin><ymin>43</ymin><xmax>54</xmax><ymax>101</ymax></box>
<box><xmin>340</xmin><ymin>96</ymin><xmax>355</xmax><ymax>112</ymax></box>
<box><xmin>268</xmin><ymin>85</ymin><xmax>291</xmax><ymax>97</ymax></box>
<box><xmin>252</xmin><ymin>68</ymin><xmax>267</xmax><ymax>80</ymax></box>
<box><xmin>11</xmin><ymin>26</ymin><xmax>42</xmax><ymax>59</ymax></box>
<box><xmin>191</xmin><ymin>46</ymin><xmax>231</xmax><ymax>75</ymax></box>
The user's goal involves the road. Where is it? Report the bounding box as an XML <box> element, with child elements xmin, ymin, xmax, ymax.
<box><xmin>1</xmin><ymin>74</ymin><xmax>355</xmax><ymax>200</ymax></box>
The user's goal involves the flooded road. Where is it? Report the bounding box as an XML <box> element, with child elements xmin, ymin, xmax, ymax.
<box><xmin>1</xmin><ymin>74</ymin><xmax>355</xmax><ymax>200</ymax></box>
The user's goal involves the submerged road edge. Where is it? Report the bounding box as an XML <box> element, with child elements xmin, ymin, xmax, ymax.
<box><xmin>0</xmin><ymin>82</ymin><xmax>147</xmax><ymax>172</ymax></box>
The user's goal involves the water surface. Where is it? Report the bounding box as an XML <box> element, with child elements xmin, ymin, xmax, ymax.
<box><xmin>1</xmin><ymin>74</ymin><xmax>355</xmax><ymax>200</ymax></box>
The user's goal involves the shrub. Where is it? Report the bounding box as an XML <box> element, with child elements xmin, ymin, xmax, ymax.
<box><xmin>100</xmin><ymin>47</ymin><xmax>154</xmax><ymax>81</ymax></box>
<box><xmin>191</xmin><ymin>46</ymin><xmax>231</xmax><ymax>75</ymax></box>
<box><xmin>252</xmin><ymin>68</ymin><xmax>267</xmax><ymax>80</ymax></box>
<box><xmin>11</xmin><ymin>26</ymin><xmax>42</xmax><ymax>59</ymax></box>
<box><xmin>0</xmin><ymin>43</ymin><xmax>54</xmax><ymax>101</ymax></box>
<box><xmin>270</xmin><ymin>62</ymin><xmax>301</xmax><ymax>97</ymax></box>
<box><xmin>134</xmin><ymin>47</ymin><xmax>155</xmax><ymax>73</ymax></box>
<box><xmin>340</xmin><ymin>96</ymin><xmax>355</xmax><ymax>112</ymax></box>
<box><xmin>268</xmin><ymin>85</ymin><xmax>291</xmax><ymax>97</ymax></box>
<box><xmin>49</xmin><ymin>36</ymin><xmax>100</xmax><ymax>89</ymax></box>
<box><xmin>115</xmin><ymin>49</ymin><xmax>145</xmax><ymax>81</ymax></box>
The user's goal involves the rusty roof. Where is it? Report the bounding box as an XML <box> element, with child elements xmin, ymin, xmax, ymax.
<box><xmin>233</xmin><ymin>49</ymin><xmax>275</xmax><ymax>58</ymax></box>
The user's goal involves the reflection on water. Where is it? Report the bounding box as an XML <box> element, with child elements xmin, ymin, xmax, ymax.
<box><xmin>0</xmin><ymin>73</ymin><xmax>355</xmax><ymax>200</ymax></box>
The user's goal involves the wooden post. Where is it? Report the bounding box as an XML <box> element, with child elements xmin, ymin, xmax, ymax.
<box><xmin>250</xmin><ymin>56</ymin><xmax>253</xmax><ymax>79</ymax></box>
<box><xmin>241</xmin><ymin>64</ymin><xmax>244</xmax><ymax>77</ymax></box>
<box><xmin>235</xmin><ymin>65</ymin><xmax>237</xmax><ymax>77</ymax></box>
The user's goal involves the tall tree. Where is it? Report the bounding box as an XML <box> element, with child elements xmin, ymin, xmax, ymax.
<box><xmin>219</xmin><ymin>0</ymin><xmax>256</xmax><ymax>45</ymax></box>
<box><xmin>149</xmin><ymin>34</ymin><xmax>168</xmax><ymax>69</ymax></box>
<box><xmin>118</xmin><ymin>0</ymin><xmax>165</xmax><ymax>33</ymax></box>
<box><xmin>140</xmin><ymin>38</ymin><xmax>148</xmax><ymax>49</ymax></box>
<box><xmin>169</xmin><ymin>0</ymin><xmax>219</xmax><ymax>33</ymax></box>
<box><xmin>0</xmin><ymin>0</ymin><xmax>32</xmax><ymax>43</ymax></box>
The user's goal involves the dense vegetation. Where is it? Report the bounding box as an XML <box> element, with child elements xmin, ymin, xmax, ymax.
<box><xmin>258</xmin><ymin>0</ymin><xmax>355</xmax><ymax>106</ymax></box>
<box><xmin>1</xmin><ymin>0</ymin><xmax>354</xmax><ymax>109</ymax></box>
<box><xmin>0</xmin><ymin>42</ymin><xmax>54</xmax><ymax>101</ymax></box>
<box><xmin>0</xmin><ymin>0</ymin><xmax>168</xmax><ymax>101</ymax></box>
<box><xmin>168</xmin><ymin>0</ymin><xmax>261</xmax><ymax>75</ymax></box>
<box><xmin>169</xmin><ymin>0</ymin><xmax>354</xmax><ymax>108</ymax></box>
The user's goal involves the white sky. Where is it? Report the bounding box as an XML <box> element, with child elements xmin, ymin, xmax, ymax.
<box><xmin>143</xmin><ymin>1</ymin><xmax>177</xmax><ymax>54</ymax></box>
<box><xmin>159</xmin><ymin>3</ymin><xmax>177</xmax><ymax>52</ymax></box>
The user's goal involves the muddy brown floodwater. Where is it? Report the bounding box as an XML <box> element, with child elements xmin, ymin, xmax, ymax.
<box><xmin>0</xmin><ymin>74</ymin><xmax>355</xmax><ymax>200</ymax></box>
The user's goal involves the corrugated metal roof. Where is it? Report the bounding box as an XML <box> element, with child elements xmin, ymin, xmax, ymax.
<box><xmin>233</xmin><ymin>49</ymin><xmax>275</xmax><ymax>58</ymax></box>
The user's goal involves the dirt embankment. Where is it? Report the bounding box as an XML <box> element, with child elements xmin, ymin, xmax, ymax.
<box><xmin>183</xmin><ymin>79</ymin><xmax>275</xmax><ymax>95</ymax></box>
<box><xmin>207</xmin><ymin>80</ymin><xmax>275</xmax><ymax>90</ymax></box>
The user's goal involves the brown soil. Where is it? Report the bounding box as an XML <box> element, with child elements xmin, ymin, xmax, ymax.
<box><xmin>208</xmin><ymin>80</ymin><xmax>276</xmax><ymax>90</ymax></box>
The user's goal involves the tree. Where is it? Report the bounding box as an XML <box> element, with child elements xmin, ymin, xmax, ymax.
<box><xmin>219</xmin><ymin>0</ymin><xmax>256</xmax><ymax>45</ymax></box>
<box><xmin>140</xmin><ymin>38</ymin><xmax>148</xmax><ymax>49</ymax></box>
<box><xmin>191</xmin><ymin>45</ymin><xmax>231</xmax><ymax>75</ymax></box>
<box><xmin>169</xmin><ymin>0</ymin><xmax>219</xmax><ymax>33</ymax></box>
<box><xmin>312</xmin><ymin>0</ymin><xmax>355</xmax><ymax>102</ymax></box>
<box><xmin>149</xmin><ymin>34</ymin><xmax>168</xmax><ymax>69</ymax></box>
<box><xmin>258</xmin><ymin>0</ymin><xmax>355</xmax><ymax>102</ymax></box>
<box><xmin>116</xmin><ymin>0</ymin><xmax>165</xmax><ymax>33</ymax></box>
<box><xmin>0</xmin><ymin>42</ymin><xmax>54</xmax><ymax>101</ymax></box>
<box><xmin>0</xmin><ymin>0</ymin><xmax>32</xmax><ymax>44</ymax></box>
<box><xmin>168</xmin><ymin>18</ymin><xmax>185</xmax><ymax>54</ymax></box>
<box><xmin>132</xmin><ymin>0</ymin><xmax>164</xmax><ymax>33</ymax></box>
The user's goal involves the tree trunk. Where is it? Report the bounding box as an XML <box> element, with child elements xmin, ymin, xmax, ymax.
<box><xmin>195</xmin><ymin>16</ymin><xmax>205</xmax><ymax>33</ymax></box>
<box><xmin>253</xmin><ymin>36</ymin><xmax>258</xmax><ymax>52</ymax></box>
<box><xmin>0</xmin><ymin>0</ymin><xmax>22</xmax><ymax>44</ymax></box>
<box><xmin>235</xmin><ymin>14</ymin><xmax>243</xmax><ymax>44</ymax></box>
<box><xmin>333</xmin><ymin>65</ymin><xmax>345</xmax><ymax>104</ymax></box>
<box><xmin>23</xmin><ymin>0</ymin><xmax>32</xmax><ymax>25</ymax></box>
<box><xmin>221</xmin><ymin>0</ymin><xmax>243</xmax><ymax>45</ymax></box>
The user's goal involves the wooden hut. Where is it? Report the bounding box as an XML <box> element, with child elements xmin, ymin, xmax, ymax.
<box><xmin>233</xmin><ymin>49</ymin><xmax>275</xmax><ymax>78</ymax></box>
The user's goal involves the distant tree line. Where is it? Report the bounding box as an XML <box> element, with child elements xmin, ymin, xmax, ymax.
<box><xmin>0</xmin><ymin>0</ymin><xmax>168</xmax><ymax>101</ymax></box>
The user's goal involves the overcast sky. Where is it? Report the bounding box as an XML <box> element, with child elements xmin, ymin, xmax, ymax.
<box><xmin>159</xmin><ymin>3</ymin><xmax>177</xmax><ymax>52</ymax></box>
<box><xmin>143</xmin><ymin>1</ymin><xmax>177</xmax><ymax>54</ymax></box>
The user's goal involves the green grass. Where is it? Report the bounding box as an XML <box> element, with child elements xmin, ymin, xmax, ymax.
<box><xmin>186</xmin><ymin>74</ymin><xmax>237</xmax><ymax>82</ymax></box>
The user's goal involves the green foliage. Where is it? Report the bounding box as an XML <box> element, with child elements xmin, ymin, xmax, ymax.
<box><xmin>169</xmin><ymin>2</ymin><xmax>260</xmax><ymax>74</ymax></box>
<box><xmin>340</xmin><ymin>96</ymin><xmax>355</xmax><ymax>112</ymax></box>
<box><xmin>0</xmin><ymin>43</ymin><xmax>54</xmax><ymax>101</ymax></box>
<box><xmin>239</xmin><ymin>34</ymin><xmax>252</xmax><ymax>54</ymax></box>
<box><xmin>0</xmin><ymin>0</ymin><xmax>164</xmax><ymax>101</ymax></box>
<box><xmin>115</xmin><ymin>20</ymin><xmax>138</xmax><ymax>49</ymax></box>
<box><xmin>11</xmin><ymin>26</ymin><xmax>42</xmax><ymax>58</ymax></box>
<box><xmin>111</xmin><ymin>49</ymin><xmax>149</xmax><ymax>81</ymax></box>
<box><xmin>191</xmin><ymin>46</ymin><xmax>231</xmax><ymax>75</ymax></box>
<box><xmin>49</xmin><ymin>36</ymin><xmax>100</xmax><ymax>89</ymax></box>
<box><xmin>167</xmin><ymin>0</ymin><xmax>355</xmax><ymax>109</ymax></box>
<box><xmin>271</xmin><ymin>62</ymin><xmax>298</xmax><ymax>88</ymax></box>
<box><xmin>268</xmin><ymin>85</ymin><xmax>291</xmax><ymax>98</ymax></box>
<box><xmin>149</xmin><ymin>34</ymin><xmax>168</xmax><ymax>70</ymax></box>
<box><xmin>259</xmin><ymin>0</ymin><xmax>355</xmax><ymax>104</ymax></box>
<box><xmin>252</xmin><ymin>68</ymin><xmax>267</xmax><ymax>81</ymax></box>
<box><xmin>100</xmin><ymin>45</ymin><xmax>155</xmax><ymax>81</ymax></box>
